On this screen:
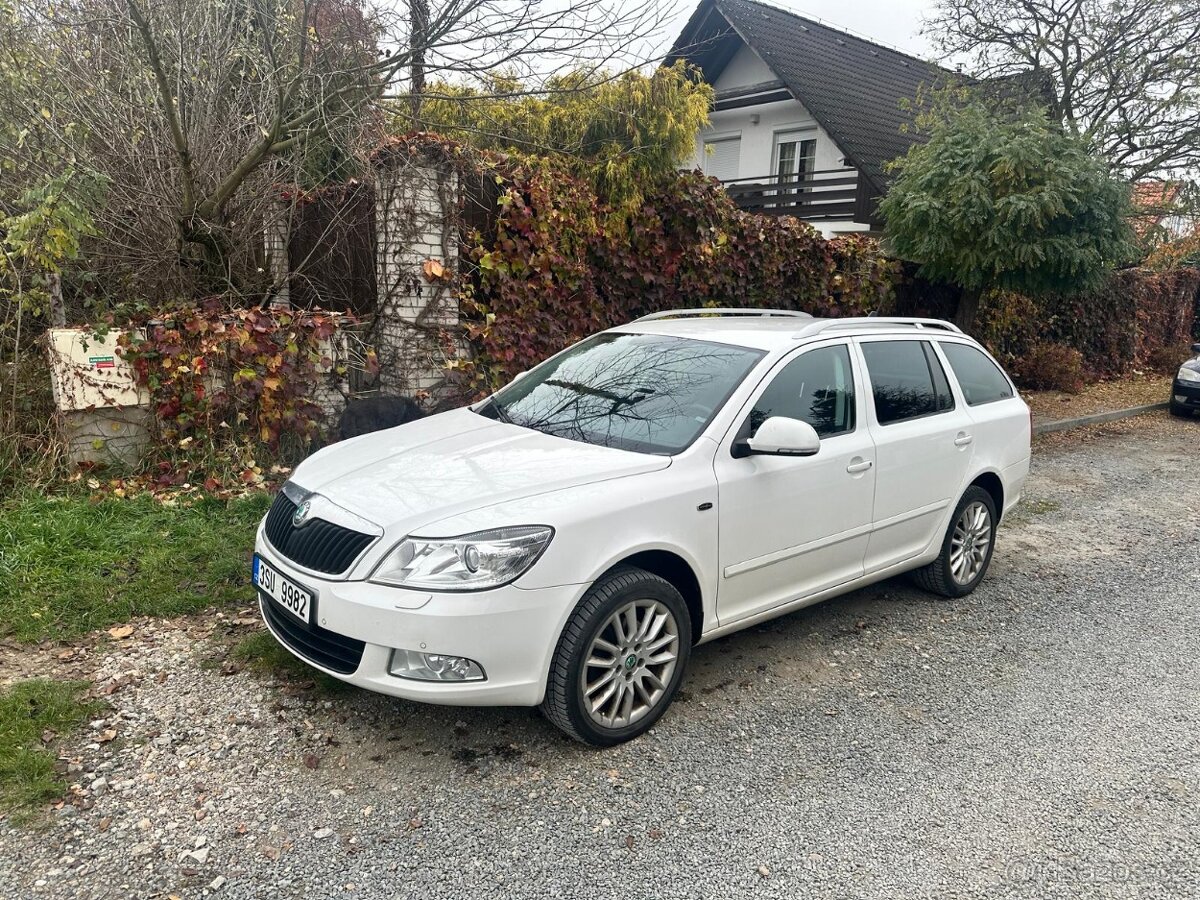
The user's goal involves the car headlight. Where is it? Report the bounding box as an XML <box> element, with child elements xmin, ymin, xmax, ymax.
<box><xmin>370</xmin><ymin>525</ymin><xmax>554</xmax><ymax>591</ymax></box>
<box><xmin>1177</xmin><ymin>365</ymin><xmax>1200</xmax><ymax>384</ymax></box>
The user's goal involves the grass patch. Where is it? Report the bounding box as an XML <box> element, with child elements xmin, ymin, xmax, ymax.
<box><xmin>1005</xmin><ymin>496</ymin><xmax>1062</xmax><ymax>526</ymax></box>
<box><xmin>230</xmin><ymin>630</ymin><xmax>351</xmax><ymax>694</ymax></box>
<box><xmin>0</xmin><ymin>679</ymin><xmax>102</xmax><ymax>819</ymax></box>
<box><xmin>0</xmin><ymin>491</ymin><xmax>271</xmax><ymax>642</ymax></box>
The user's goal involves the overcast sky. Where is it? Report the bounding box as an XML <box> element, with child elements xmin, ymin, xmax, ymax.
<box><xmin>657</xmin><ymin>0</ymin><xmax>941</xmax><ymax>59</ymax></box>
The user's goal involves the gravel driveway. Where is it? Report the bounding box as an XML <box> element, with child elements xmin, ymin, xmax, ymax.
<box><xmin>3</xmin><ymin>412</ymin><xmax>1198</xmax><ymax>900</ymax></box>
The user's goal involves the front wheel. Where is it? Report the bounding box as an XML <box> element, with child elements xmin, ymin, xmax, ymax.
<box><xmin>1169</xmin><ymin>398</ymin><xmax>1192</xmax><ymax>419</ymax></box>
<box><xmin>540</xmin><ymin>566</ymin><xmax>691</xmax><ymax>746</ymax></box>
<box><xmin>912</xmin><ymin>486</ymin><xmax>997</xmax><ymax>598</ymax></box>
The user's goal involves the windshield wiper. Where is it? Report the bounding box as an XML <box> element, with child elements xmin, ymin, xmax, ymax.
<box><xmin>487</xmin><ymin>398</ymin><xmax>515</xmax><ymax>424</ymax></box>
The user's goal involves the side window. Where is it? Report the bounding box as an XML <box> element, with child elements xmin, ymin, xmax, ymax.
<box><xmin>939</xmin><ymin>342</ymin><xmax>1015</xmax><ymax>406</ymax></box>
<box><xmin>749</xmin><ymin>344</ymin><xmax>856</xmax><ymax>438</ymax></box>
<box><xmin>860</xmin><ymin>340</ymin><xmax>953</xmax><ymax>425</ymax></box>
<box><xmin>924</xmin><ymin>343</ymin><xmax>956</xmax><ymax>411</ymax></box>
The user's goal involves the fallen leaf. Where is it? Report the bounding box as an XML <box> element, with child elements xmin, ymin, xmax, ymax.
<box><xmin>98</xmin><ymin>817</ymin><xmax>112</xmax><ymax>831</ymax></box>
<box><xmin>107</xmin><ymin>624</ymin><xmax>135</xmax><ymax>640</ymax></box>
<box><xmin>303</xmin><ymin>753</ymin><xmax>319</xmax><ymax>770</ymax></box>
<box><xmin>97</xmin><ymin>729</ymin><xmax>117</xmax><ymax>743</ymax></box>
<box><xmin>623</xmin><ymin>835</ymin><xmax>635</xmax><ymax>851</ymax></box>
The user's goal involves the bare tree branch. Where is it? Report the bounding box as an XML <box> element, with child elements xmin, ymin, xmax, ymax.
<box><xmin>925</xmin><ymin>0</ymin><xmax>1200</xmax><ymax>180</ymax></box>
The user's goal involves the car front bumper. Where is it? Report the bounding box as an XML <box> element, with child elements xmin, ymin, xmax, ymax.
<box><xmin>254</xmin><ymin>535</ymin><xmax>584</xmax><ymax>707</ymax></box>
<box><xmin>1172</xmin><ymin>378</ymin><xmax>1200</xmax><ymax>413</ymax></box>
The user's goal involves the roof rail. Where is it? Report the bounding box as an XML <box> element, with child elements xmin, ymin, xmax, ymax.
<box><xmin>794</xmin><ymin>317</ymin><xmax>962</xmax><ymax>337</ymax></box>
<box><xmin>634</xmin><ymin>308</ymin><xmax>814</xmax><ymax>323</ymax></box>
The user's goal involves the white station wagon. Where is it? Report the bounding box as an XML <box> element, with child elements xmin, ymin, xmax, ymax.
<box><xmin>253</xmin><ymin>311</ymin><xmax>1031</xmax><ymax>745</ymax></box>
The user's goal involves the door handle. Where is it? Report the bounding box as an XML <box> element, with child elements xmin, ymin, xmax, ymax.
<box><xmin>846</xmin><ymin>459</ymin><xmax>873</xmax><ymax>474</ymax></box>
<box><xmin>954</xmin><ymin>433</ymin><xmax>974</xmax><ymax>447</ymax></box>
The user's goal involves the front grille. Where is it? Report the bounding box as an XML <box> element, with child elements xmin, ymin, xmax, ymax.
<box><xmin>263</xmin><ymin>491</ymin><xmax>374</xmax><ymax>576</ymax></box>
<box><xmin>261</xmin><ymin>595</ymin><xmax>365</xmax><ymax>675</ymax></box>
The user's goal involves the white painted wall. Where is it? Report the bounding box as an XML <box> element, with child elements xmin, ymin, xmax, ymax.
<box><xmin>689</xmin><ymin>43</ymin><xmax>871</xmax><ymax>236</ymax></box>
<box><xmin>713</xmin><ymin>42</ymin><xmax>776</xmax><ymax>88</ymax></box>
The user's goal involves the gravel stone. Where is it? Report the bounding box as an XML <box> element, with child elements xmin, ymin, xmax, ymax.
<box><xmin>1</xmin><ymin>412</ymin><xmax>1197</xmax><ymax>899</ymax></box>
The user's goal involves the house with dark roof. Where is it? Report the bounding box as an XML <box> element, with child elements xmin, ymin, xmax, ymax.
<box><xmin>667</xmin><ymin>0</ymin><xmax>955</xmax><ymax>236</ymax></box>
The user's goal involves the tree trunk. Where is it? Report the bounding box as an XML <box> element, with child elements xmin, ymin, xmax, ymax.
<box><xmin>409</xmin><ymin>0</ymin><xmax>429</xmax><ymax>124</ymax></box>
<box><xmin>953</xmin><ymin>285</ymin><xmax>983</xmax><ymax>334</ymax></box>
<box><xmin>48</xmin><ymin>272</ymin><xmax>66</xmax><ymax>327</ymax></box>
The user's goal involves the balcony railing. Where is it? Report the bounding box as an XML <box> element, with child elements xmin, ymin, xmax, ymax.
<box><xmin>721</xmin><ymin>168</ymin><xmax>860</xmax><ymax>220</ymax></box>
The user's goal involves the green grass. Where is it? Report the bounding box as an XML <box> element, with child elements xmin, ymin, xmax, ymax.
<box><xmin>0</xmin><ymin>679</ymin><xmax>103</xmax><ymax>819</ymax></box>
<box><xmin>0</xmin><ymin>491</ymin><xmax>271</xmax><ymax>642</ymax></box>
<box><xmin>230</xmin><ymin>630</ymin><xmax>351</xmax><ymax>694</ymax></box>
<box><xmin>1005</xmin><ymin>496</ymin><xmax>1062</xmax><ymax>526</ymax></box>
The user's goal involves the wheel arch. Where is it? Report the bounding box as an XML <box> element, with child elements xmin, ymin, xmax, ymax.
<box><xmin>595</xmin><ymin>549</ymin><xmax>705</xmax><ymax>645</ymax></box>
<box><xmin>969</xmin><ymin>470</ymin><xmax>1005</xmax><ymax>520</ymax></box>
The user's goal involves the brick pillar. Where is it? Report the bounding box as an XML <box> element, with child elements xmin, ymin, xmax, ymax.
<box><xmin>371</xmin><ymin>152</ymin><xmax>463</xmax><ymax>403</ymax></box>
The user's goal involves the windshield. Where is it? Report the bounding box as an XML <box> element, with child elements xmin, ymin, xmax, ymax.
<box><xmin>477</xmin><ymin>332</ymin><xmax>765</xmax><ymax>454</ymax></box>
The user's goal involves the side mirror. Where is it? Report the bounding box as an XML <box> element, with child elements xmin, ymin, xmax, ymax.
<box><xmin>510</xmin><ymin>370</ymin><xmax>529</xmax><ymax>383</ymax></box>
<box><xmin>1192</xmin><ymin>343</ymin><xmax>1200</xmax><ymax>354</ymax></box>
<box><xmin>735</xmin><ymin>417</ymin><xmax>821</xmax><ymax>458</ymax></box>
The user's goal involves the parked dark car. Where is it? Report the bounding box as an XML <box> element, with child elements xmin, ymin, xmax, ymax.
<box><xmin>1170</xmin><ymin>343</ymin><xmax>1200</xmax><ymax>418</ymax></box>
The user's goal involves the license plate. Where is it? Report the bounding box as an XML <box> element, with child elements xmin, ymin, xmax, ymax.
<box><xmin>253</xmin><ymin>555</ymin><xmax>313</xmax><ymax>625</ymax></box>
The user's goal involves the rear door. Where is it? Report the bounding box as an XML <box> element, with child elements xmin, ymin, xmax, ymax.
<box><xmin>713</xmin><ymin>340</ymin><xmax>876</xmax><ymax>624</ymax></box>
<box><xmin>936</xmin><ymin>340</ymin><xmax>1031</xmax><ymax>491</ymax></box>
<box><xmin>856</xmin><ymin>337</ymin><xmax>976</xmax><ymax>574</ymax></box>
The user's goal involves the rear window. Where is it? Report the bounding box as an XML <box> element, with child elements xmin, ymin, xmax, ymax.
<box><xmin>939</xmin><ymin>342</ymin><xmax>1014</xmax><ymax>406</ymax></box>
<box><xmin>860</xmin><ymin>340</ymin><xmax>953</xmax><ymax>425</ymax></box>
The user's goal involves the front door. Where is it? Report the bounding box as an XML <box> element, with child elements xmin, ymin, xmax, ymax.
<box><xmin>714</xmin><ymin>342</ymin><xmax>876</xmax><ymax>625</ymax></box>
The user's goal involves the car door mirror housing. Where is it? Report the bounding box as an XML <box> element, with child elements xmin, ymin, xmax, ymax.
<box><xmin>1192</xmin><ymin>342</ymin><xmax>1200</xmax><ymax>354</ymax></box>
<box><xmin>736</xmin><ymin>417</ymin><xmax>822</xmax><ymax>458</ymax></box>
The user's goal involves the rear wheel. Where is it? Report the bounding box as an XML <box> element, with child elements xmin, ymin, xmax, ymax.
<box><xmin>541</xmin><ymin>566</ymin><xmax>691</xmax><ymax>746</ymax></box>
<box><xmin>913</xmin><ymin>486</ymin><xmax>997</xmax><ymax>598</ymax></box>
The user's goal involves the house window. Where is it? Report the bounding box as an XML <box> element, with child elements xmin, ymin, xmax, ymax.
<box><xmin>703</xmin><ymin>137</ymin><xmax>741</xmax><ymax>182</ymax></box>
<box><xmin>775</xmin><ymin>136</ymin><xmax>816</xmax><ymax>192</ymax></box>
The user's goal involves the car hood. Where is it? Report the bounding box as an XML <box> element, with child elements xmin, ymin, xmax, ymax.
<box><xmin>291</xmin><ymin>408</ymin><xmax>671</xmax><ymax>533</ymax></box>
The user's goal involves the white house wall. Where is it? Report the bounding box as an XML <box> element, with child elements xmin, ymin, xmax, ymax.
<box><xmin>713</xmin><ymin>41</ymin><xmax>775</xmax><ymax>88</ymax></box>
<box><xmin>689</xmin><ymin>42</ymin><xmax>871</xmax><ymax>236</ymax></box>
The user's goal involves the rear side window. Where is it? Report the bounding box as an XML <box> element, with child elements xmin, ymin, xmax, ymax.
<box><xmin>860</xmin><ymin>340</ymin><xmax>953</xmax><ymax>425</ymax></box>
<box><xmin>939</xmin><ymin>342</ymin><xmax>1015</xmax><ymax>406</ymax></box>
<box><xmin>749</xmin><ymin>344</ymin><xmax>855</xmax><ymax>438</ymax></box>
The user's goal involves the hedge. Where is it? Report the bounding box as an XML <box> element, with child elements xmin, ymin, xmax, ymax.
<box><xmin>898</xmin><ymin>266</ymin><xmax>1199</xmax><ymax>383</ymax></box>
<box><xmin>450</xmin><ymin>150</ymin><xmax>898</xmax><ymax>392</ymax></box>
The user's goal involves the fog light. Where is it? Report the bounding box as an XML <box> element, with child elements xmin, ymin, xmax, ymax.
<box><xmin>388</xmin><ymin>648</ymin><xmax>486</xmax><ymax>682</ymax></box>
<box><xmin>1175</xmin><ymin>395</ymin><xmax>1188</xmax><ymax>403</ymax></box>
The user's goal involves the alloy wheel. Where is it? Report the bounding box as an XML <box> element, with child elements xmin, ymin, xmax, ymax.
<box><xmin>950</xmin><ymin>500</ymin><xmax>992</xmax><ymax>585</ymax></box>
<box><xmin>579</xmin><ymin>599</ymin><xmax>680</xmax><ymax>729</ymax></box>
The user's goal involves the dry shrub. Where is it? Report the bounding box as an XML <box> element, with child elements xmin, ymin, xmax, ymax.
<box><xmin>1013</xmin><ymin>343</ymin><xmax>1085</xmax><ymax>393</ymax></box>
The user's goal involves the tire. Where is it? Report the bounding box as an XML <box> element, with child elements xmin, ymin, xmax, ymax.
<box><xmin>1169</xmin><ymin>399</ymin><xmax>1191</xmax><ymax>419</ymax></box>
<box><xmin>540</xmin><ymin>566</ymin><xmax>692</xmax><ymax>746</ymax></box>
<box><xmin>912</xmin><ymin>486</ymin><xmax>998</xmax><ymax>599</ymax></box>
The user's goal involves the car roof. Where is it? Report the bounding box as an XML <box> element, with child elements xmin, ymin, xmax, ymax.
<box><xmin>609</xmin><ymin>313</ymin><xmax>966</xmax><ymax>352</ymax></box>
